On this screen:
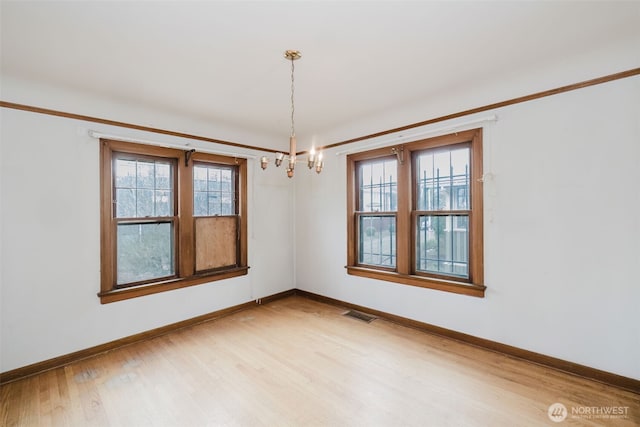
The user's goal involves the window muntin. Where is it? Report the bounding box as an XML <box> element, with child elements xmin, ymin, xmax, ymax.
<box><xmin>356</xmin><ymin>158</ymin><xmax>397</xmax><ymax>268</ymax></box>
<box><xmin>114</xmin><ymin>158</ymin><xmax>174</xmax><ymax>218</ymax></box>
<box><xmin>193</xmin><ymin>164</ymin><xmax>236</xmax><ymax>217</ymax></box>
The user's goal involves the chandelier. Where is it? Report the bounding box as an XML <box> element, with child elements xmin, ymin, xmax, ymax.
<box><xmin>260</xmin><ymin>50</ymin><xmax>323</xmax><ymax>178</ymax></box>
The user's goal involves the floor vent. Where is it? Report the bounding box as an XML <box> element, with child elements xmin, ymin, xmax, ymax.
<box><xmin>343</xmin><ymin>310</ymin><xmax>377</xmax><ymax>323</ymax></box>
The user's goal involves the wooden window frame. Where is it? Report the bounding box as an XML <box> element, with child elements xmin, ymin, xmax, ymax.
<box><xmin>100</xmin><ymin>140</ymin><xmax>248</xmax><ymax>304</ymax></box>
<box><xmin>347</xmin><ymin>129</ymin><xmax>485</xmax><ymax>297</ymax></box>
<box><xmin>354</xmin><ymin>154</ymin><xmax>398</xmax><ymax>270</ymax></box>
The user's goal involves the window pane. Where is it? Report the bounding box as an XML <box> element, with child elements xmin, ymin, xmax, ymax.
<box><xmin>220</xmin><ymin>192</ymin><xmax>233</xmax><ymax>215</ymax></box>
<box><xmin>115</xmin><ymin>160</ymin><xmax>136</xmax><ymax>188</ymax></box>
<box><xmin>117</xmin><ymin>222</ymin><xmax>175</xmax><ymax>285</ymax></box>
<box><xmin>208</xmin><ymin>194</ymin><xmax>221</xmax><ymax>215</ymax></box>
<box><xmin>416</xmin><ymin>215</ymin><xmax>468</xmax><ymax>278</ymax></box>
<box><xmin>155</xmin><ymin>163</ymin><xmax>171</xmax><ymax>189</ymax></box>
<box><xmin>155</xmin><ymin>190</ymin><xmax>172</xmax><ymax>216</ymax></box>
<box><xmin>136</xmin><ymin>162</ymin><xmax>155</xmax><ymax>189</ymax></box>
<box><xmin>115</xmin><ymin>158</ymin><xmax>174</xmax><ymax>218</ymax></box>
<box><xmin>359</xmin><ymin>159</ymin><xmax>397</xmax><ymax>212</ymax></box>
<box><xmin>136</xmin><ymin>189</ymin><xmax>154</xmax><ymax>217</ymax></box>
<box><xmin>416</xmin><ymin>146</ymin><xmax>469</xmax><ymax>211</ymax></box>
<box><xmin>358</xmin><ymin>215</ymin><xmax>396</xmax><ymax>268</ymax></box>
<box><xmin>115</xmin><ymin>188</ymin><xmax>136</xmax><ymax>218</ymax></box>
<box><xmin>194</xmin><ymin>191</ymin><xmax>208</xmax><ymax>216</ymax></box>
<box><xmin>193</xmin><ymin>167</ymin><xmax>208</xmax><ymax>192</ymax></box>
<box><xmin>193</xmin><ymin>164</ymin><xmax>236</xmax><ymax>217</ymax></box>
<box><xmin>208</xmin><ymin>168</ymin><xmax>221</xmax><ymax>192</ymax></box>
<box><xmin>221</xmin><ymin>169</ymin><xmax>232</xmax><ymax>192</ymax></box>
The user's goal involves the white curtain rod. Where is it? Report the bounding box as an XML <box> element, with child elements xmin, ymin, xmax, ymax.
<box><xmin>335</xmin><ymin>114</ymin><xmax>498</xmax><ymax>156</ymax></box>
<box><xmin>87</xmin><ymin>130</ymin><xmax>257</xmax><ymax>159</ymax></box>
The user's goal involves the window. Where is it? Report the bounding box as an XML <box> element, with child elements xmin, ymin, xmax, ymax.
<box><xmin>357</xmin><ymin>158</ymin><xmax>397</xmax><ymax>268</ymax></box>
<box><xmin>113</xmin><ymin>154</ymin><xmax>176</xmax><ymax>285</ymax></box>
<box><xmin>347</xmin><ymin>129</ymin><xmax>484</xmax><ymax>297</ymax></box>
<box><xmin>415</xmin><ymin>145</ymin><xmax>471</xmax><ymax>279</ymax></box>
<box><xmin>100</xmin><ymin>140</ymin><xmax>248</xmax><ymax>303</ymax></box>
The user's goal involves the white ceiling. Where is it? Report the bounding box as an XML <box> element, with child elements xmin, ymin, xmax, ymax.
<box><xmin>2</xmin><ymin>1</ymin><xmax>639</xmax><ymax>150</ymax></box>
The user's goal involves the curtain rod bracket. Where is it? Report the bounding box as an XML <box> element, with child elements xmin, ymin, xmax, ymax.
<box><xmin>185</xmin><ymin>149</ymin><xmax>196</xmax><ymax>166</ymax></box>
<box><xmin>391</xmin><ymin>146</ymin><xmax>405</xmax><ymax>164</ymax></box>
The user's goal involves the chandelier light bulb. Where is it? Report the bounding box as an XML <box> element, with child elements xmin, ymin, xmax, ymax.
<box><xmin>274</xmin><ymin>152</ymin><xmax>284</xmax><ymax>167</ymax></box>
<box><xmin>315</xmin><ymin>152</ymin><xmax>324</xmax><ymax>173</ymax></box>
<box><xmin>308</xmin><ymin>147</ymin><xmax>316</xmax><ymax>169</ymax></box>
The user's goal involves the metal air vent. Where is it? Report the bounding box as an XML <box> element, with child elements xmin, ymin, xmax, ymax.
<box><xmin>343</xmin><ymin>310</ymin><xmax>377</xmax><ymax>323</ymax></box>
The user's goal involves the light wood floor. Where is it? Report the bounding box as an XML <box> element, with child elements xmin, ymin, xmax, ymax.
<box><xmin>2</xmin><ymin>296</ymin><xmax>638</xmax><ymax>426</ymax></box>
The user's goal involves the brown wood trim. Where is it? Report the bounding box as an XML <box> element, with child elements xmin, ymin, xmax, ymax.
<box><xmin>238</xmin><ymin>158</ymin><xmax>249</xmax><ymax>267</ymax></box>
<box><xmin>346</xmin><ymin>266</ymin><xmax>486</xmax><ymax>297</ymax></box>
<box><xmin>0</xmin><ymin>100</ymin><xmax>280</xmax><ymax>154</ymax></box>
<box><xmin>469</xmin><ymin>130</ymin><xmax>484</xmax><ymax>285</ymax></box>
<box><xmin>294</xmin><ymin>290</ymin><xmax>640</xmax><ymax>395</ymax></box>
<box><xmin>4</xmin><ymin>68</ymin><xmax>637</xmax><ymax>158</ymax></box>
<box><xmin>346</xmin><ymin>154</ymin><xmax>356</xmax><ymax>267</ymax></box>
<box><xmin>396</xmin><ymin>145</ymin><xmax>411</xmax><ymax>275</ymax></box>
<box><xmin>179</xmin><ymin>149</ymin><xmax>195</xmax><ymax>278</ymax></box>
<box><xmin>0</xmin><ymin>288</ymin><xmax>295</xmax><ymax>385</ymax></box>
<box><xmin>99</xmin><ymin>140</ymin><xmax>115</xmax><ymax>293</ymax></box>
<box><xmin>255</xmin><ymin>289</ymin><xmax>297</xmax><ymax>305</ymax></box>
<box><xmin>98</xmin><ymin>267</ymin><xmax>250</xmax><ymax>304</ymax></box>
<box><xmin>314</xmin><ymin>67</ymin><xmax>640</xmax><ymax>153</ymax></box>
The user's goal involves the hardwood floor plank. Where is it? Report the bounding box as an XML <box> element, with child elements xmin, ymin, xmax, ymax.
<box><xmin>1</xmin><ymin>296</ymin><xmax>638</xmax><ymax>426</ymax></box>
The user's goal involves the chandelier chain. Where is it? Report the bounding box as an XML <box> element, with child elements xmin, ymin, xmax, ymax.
<box><xmin>290</xmin><ymin>57</ymin><xmax>295</xmax><ymax>137</ymax></box>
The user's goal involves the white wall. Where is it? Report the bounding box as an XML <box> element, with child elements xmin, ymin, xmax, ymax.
<box><xmin>0</xmin><ymin>97</ymin><xmax>295</xmax><ymax>373</ymax></box>
<box><xmin>295</xmin><ymin>75</ymin><xmax>640</xmax><ymax>380</ymax></box>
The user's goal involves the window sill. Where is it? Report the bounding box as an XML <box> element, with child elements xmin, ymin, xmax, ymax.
<box><xmin>98</xmin><ymin>267</ymin><xmax>249</xmax><ymax>304</ymax></box>
<box><xmin>346</xmin><ymin>266</ymin><xmax>485</xmax><ymax>298</ymax></box>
